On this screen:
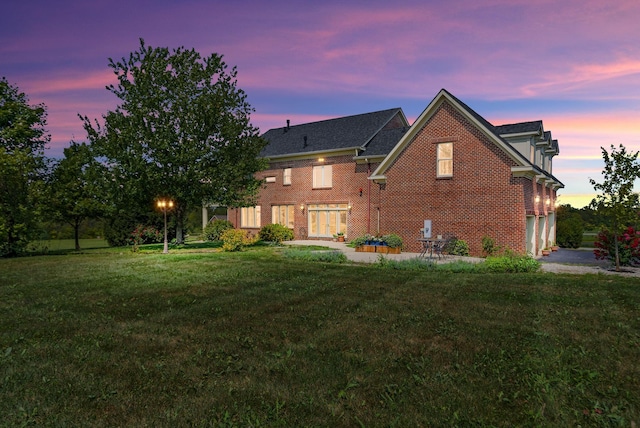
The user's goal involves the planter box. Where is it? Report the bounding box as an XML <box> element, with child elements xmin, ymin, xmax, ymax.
<box><xmin>356</xmin><ymin>245</ymin><xmax>376</xmax><ymax>253</ymax></box>
<box><xmin>376</xmin><ymin>246</ymin><xmax>401</xmax><ymax>254</ymax></box>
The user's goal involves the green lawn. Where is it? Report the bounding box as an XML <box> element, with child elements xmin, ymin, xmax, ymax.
<box><xmin>29</xmin><ymin>238</ymin><xmax>110</xmax><ymax>252</ymax></box>
<box><xmin>1</xmin><ymin>246</ymin><xmax>638</xmax><ymax>426</ymax></box>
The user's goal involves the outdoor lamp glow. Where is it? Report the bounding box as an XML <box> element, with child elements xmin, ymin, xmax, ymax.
<box><xmin>157</xmin><ymin>198</ymin><xmax>174</xmax><ymax>254</ymax></box>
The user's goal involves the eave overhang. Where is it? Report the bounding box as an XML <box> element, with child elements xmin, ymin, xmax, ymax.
<box><xmin>263</xmin><ymin>147</ymin><xmax>360</xmax><ymax>162</ymax></box>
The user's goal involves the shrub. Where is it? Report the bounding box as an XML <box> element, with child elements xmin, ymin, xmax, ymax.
<box><xmin>593</xmin><ymin>226</ymin><xmax>640</xmax><ymax>266</ymax></box>
<box><xmin>258</xmin><ymin>223</ymin><xmax>294</xmax><ymax>244</ymax></box>
<box><xmin>381</xmin><ymin>233</ymin><xmax>403</xmax><ymax>248</ymax></box>
<box><xmin>129</xmin><ymin>225</ymin><xmax>163</xmax><ymax>246</ymax></box>
<box><xmin>482</xmin><ymin>254</ymin><xmax>540</xmax><ymax>273</ymax></box>
<box><xmin>203</xmin><ymin>219</ymin><xmax>234</xmax><ymax>241</ymax></box>
<box><xmin>446</xmin><ymin>238</ymin><xmax>470</xmax><ymax>256</ymax></box>
<box><xmin>557</xmin><ymin>213</ymin><xmax>583</xmax><ymax>248</ymax></box>
<box><xmin>220</xmin><ymin>229</ymin><xmax>255</xmax><ymax>252</ymax></box>
<box><xmin>482</xmin><ymin>235</ymin><xmax>498</xmax><ymax>257</ymax></box>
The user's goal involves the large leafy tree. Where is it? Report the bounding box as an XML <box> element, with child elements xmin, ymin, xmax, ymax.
<box><xmin>0</xmin><ymin>78</ymin><xmax>49</xmax><ymax>257</ymax></box>
<box><xmin>589</xmin><ymin>144</ymin><xmax>640</xmax><ymax>270</ymax></box>
<box><xmin>82</xmin><ymin>39</ymin><xmax>267</xmax><ymax>243</ymax></box>
<box><xmin>45</xmin><ymin>142</ymin><xmax>106</xmax><ymax>250</ymax></box>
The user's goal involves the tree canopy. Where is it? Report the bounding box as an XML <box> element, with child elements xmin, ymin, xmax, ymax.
<box><xmin>45</xmin><ymin>142</ymin><xmax>107</xmax><ymax>250</ymax></box>
<box><xmin>82</xmin><ymin>39</ymin><xmax>267</xmax><ymax>242</ymax></box>
<box><xmin>0</xmin><ymin>78</ymin><xmax>49</xmax><ymax>257</ymax></box>
<box><xmin>589</xmin><ymin>144</ymin><xmax>640</xmax><ymax>270</ymax></box>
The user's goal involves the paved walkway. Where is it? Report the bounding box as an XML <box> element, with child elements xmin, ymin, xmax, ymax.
<box><xmin>284</xmin><ymin>241</ymin><xmax>640</xmax><ymax>277</ymax></box>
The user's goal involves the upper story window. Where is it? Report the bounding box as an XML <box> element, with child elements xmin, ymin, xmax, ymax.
<box><xmin>265</xmin><ymin>176</ymin><xmax>276</xmax><ymax>183</ymax></box>
<box><xmin>283</xmin><ymin>168</ymin><xmax>291</xmax><ymax>185</ymax></box>
<box><xmin>437</xmin><ymin>143</ymin><xmax>453</xmax><ymax>177</ymax></box>
<box><xmin>240</xmin><ymin>206</ymin><xmax>261</xmax><ymax>228</ymax></box>
<box><xmin>312</xmin><ymin>165</ymin><xmax>332</xmax><ymax>188</ymax></box>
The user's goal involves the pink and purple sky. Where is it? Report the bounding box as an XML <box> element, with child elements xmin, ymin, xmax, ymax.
<box><xmin>2</xmin><ymin>0</ymin><xmax>640</xmax><ymax>208</ymax></box>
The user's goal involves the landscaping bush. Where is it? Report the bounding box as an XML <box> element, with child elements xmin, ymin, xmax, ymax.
<box><xmin>593</xmin><ymin>226</ymin><xmax>640</xmax><ymax>266</ymax></box>
<box><xmin>446</xmin><ymin>238</ymin><xmax>470</xmax><ymax>256</ymax></box>
<box><xmin>381</xmin><ymin>233</ymin><xmax>403</xmax><ymax>248</ymax></box>
<box><xmin>220</xmin><ymin>229</ymin><xmax>255</xmax><ymax>252</ymax></box>
<box><xmin>482</xmin><ymin>254</ymin><xmax>540</xmax><ymax>273</ymax></box>
<box><xmin>557</xmin><ymin>213</ymin><xmax>583</xmax><ymax>248</ymax></box>
<box><xmin>203</xmin><ymin>219</ymin><xmax>234</xmax><ymax>241</ymax></box>
<box><xmin>482</xmin><ymin>235</ymin><xmax>498</xmax><ymax>256</ymax></box>
<box><xmin>129</xmin><ymin>225</ymin><xmax>163</xmax><ymax>245</ymax></box>
<box><xmin>258</xmin><ymin>223</ymin><xmax>294</xmax><ymax>244</ymax></box>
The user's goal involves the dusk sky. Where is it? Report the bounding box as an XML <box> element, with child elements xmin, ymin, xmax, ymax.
<box><xmin>2</xmin><ymin>0</ymin><xmax>639</xmax><ymax>208</ymax></box>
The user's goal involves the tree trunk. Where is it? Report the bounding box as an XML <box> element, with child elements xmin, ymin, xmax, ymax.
<box><xmin>175</xmin><ymin>209</ymin><xmax>185</xmax><ymax>244</ymax></box>
<box><xmin>614</xmin><ymin>233</ymin><xmax>620</xmax><ymax>271</ymax></box>
<box><xmin>74</xmin><ymin>219</ymin><xmax>81</xmax><ymax>251</ymax></box>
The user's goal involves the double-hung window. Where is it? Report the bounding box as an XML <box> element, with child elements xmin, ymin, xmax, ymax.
<box><xmin>240</xmin><ymin>206</ymin><xmax>261</xmax><ymax>228</ymax></box>
<box><xmin>283</xmin><ymin>168</ymin><xmax>292</xmax><ymax>185</ymax></box>
<box><xmin>312</xmin><ymin>165</ymin><xmax>332</xmax><ymax>188</ymax></box>
<box><xmin>437</xmin><ymin>143</ymin><xmax>453</xmax><ymax>177</ymax></box>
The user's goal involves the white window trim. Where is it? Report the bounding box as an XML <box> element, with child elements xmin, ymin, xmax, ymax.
<box><xmin>437</xmin><ymin>142</ymin><xmax>453</xmax><ymax>178</ymax></box>
<box><xmin>240</xmin><ymin>206</ymin><xmax>261</xmax><ymax>228</ymax></box>
<box><xmin>283</xmin><ymin>168</ymin><xmax>291</xmax><ymax>185</ymax></box>
<box><xmin>271</xmin><ymin>205</ymin><xmax>295</xmax><ymax>229</ymax></box>
<box><xmin>312</xmin><ymin>165</ymin><xmax>332</xmax><ymax>188</ymax></box>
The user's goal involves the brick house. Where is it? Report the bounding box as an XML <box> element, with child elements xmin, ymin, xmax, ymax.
<box><xmin>227</xmin><ymin>89</ymin><xmax>563</xmax><ymax>257</ymax></box>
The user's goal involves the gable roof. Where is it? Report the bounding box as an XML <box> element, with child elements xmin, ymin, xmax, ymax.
<box><xmin>370</xmin><ymin>89</ymin><xmax>564</xmax><ymax>188</ymax></box>
<box><xmin>260</xmin><ymin>108</ymin><xmax>408</xmax><ymax>159</ymax></box>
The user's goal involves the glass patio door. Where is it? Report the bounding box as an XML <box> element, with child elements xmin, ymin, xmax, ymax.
<box><xmin>308</xmin><ymin>204</ymin><xmax>347</xmax><ymax>237</ymax></box>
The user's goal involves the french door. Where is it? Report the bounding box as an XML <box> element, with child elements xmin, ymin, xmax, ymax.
<box><xmin>308</xmin><ymin>203</ymin><xmax>348</xmax><ymax>237</ymax></box>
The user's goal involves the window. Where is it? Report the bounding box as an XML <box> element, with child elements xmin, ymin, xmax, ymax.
<box><xmin>313</xmin><ymin>165</ymin><xmax>332</xmax><ymax>188</ymax></box>
<box><xmin>240</xmin><ymin>206</ymin><xmax>261</xmax><ymax>228</ymax></box>
<box><xmin>272</xmin><ymin>205</ymin><xmax>295</xmax><ymax>228</ymax></box>
<box><xmin>283</xmin><ymin>168</ymin><xmax>291</xmax><ymax>185</ymax></box>
<box><xmin>265</xmin><ymin>176</ymin><xmax>276</xmax><ymax>183</ymax></box>
<box><xmin>437</xmin><ymin>143</ymin><xmax>453</xmax><ymax>177</ymax></box>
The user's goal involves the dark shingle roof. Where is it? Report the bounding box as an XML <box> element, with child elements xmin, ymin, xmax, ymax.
<box><xmin>439</xmin><ymin>89</ymin><xmax>534</xmax><ymax>166</ymax></box>
<box><xmin>495</xmin><ymin>121</ymin><xmax>543</xmax><ymax>135</ymax></box>
<box><xmin>260</xmin><ymin>108</ymin><xmax>404</xmax><ymax>158</ymax></box>
<box><xmin>361</xmin><ymin>126</ymin><xmax>411</xmax><ymax>157</ymax></box>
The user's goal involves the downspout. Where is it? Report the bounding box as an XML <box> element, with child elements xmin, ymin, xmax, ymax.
<box><xmin>367</xmin><ymin>162</ymin><xmax>371</xmax><ymax>234</ymax></box>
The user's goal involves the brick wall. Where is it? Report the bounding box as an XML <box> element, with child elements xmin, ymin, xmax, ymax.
<box><xmin>233</xmin><ymin>99</ymin><xmax>560</xmax><ymax>257</ymax></box>
<box><xmin>229</xmin><ymin>155</ymin><xmax>380</xmax><ymax>240</ymax></box>
<box><xmin>377</xmin><ymin>101</ymin><xmax>530</xmax><ymax>256</ymax></box>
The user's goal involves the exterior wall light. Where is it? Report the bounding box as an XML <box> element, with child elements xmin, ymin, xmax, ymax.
<box><xmin>300</xmin><ymin>204</ymin><xmax>305</xmax><ymax>213</ymax></box>
<box><xmin>534</xmin><ymin>195</ymin><xmax>540</xmax><ymax>204</ymax></box>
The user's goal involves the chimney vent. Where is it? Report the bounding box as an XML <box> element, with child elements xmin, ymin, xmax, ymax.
<box><xmin>303</xmin><ymin>135</ymin><xmax>308</xmax><ymax>147</ymax></box>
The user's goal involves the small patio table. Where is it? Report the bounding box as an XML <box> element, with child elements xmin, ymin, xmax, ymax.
<box><xmin>417</xmin><ymin>238</ymin><xmax>448</xmax><ymax>259</ymax></box>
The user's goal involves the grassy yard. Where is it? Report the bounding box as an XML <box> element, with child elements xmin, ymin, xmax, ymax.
<box><xmin>28</xmin><ymin>238</ymin><xmax>110</xmax><ymax>252</ymax></box>
<box><xmin>1</xmin><ymin>246</ymin><xmax>638</xmax><ymax>426</ymax></box>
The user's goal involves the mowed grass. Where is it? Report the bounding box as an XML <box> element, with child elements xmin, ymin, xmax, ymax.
<box><xmin>1</xmin><ymin>247</ymin><xmax>639</xmax><ymax>426</ymax></box>
<box><xmin>29</xmin><ymin>238</ymin><xmax>110</xmax><ymax>252</ymax></box>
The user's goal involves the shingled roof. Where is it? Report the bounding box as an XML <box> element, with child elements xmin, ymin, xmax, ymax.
<box><xmin>260</xmin><ymin>108</ymin><xmax>406</xmax><ymax>158</ymax></box>
<box><xmin>495</xmin><ymin>121</ymin><xmax>543</xmax><ymax>136</ymax></box>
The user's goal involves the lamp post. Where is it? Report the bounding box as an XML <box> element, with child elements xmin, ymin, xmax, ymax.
<box><xmin>157</xmin><ymin>199</ymin><xmax>174</xmax><ymax>254</ymax></box>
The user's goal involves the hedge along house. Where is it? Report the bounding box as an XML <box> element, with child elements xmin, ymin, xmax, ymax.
<box><xmin>228</xmin><ymin>89</ymin><xmax>563</xmax><ymax>257</ymax></box>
